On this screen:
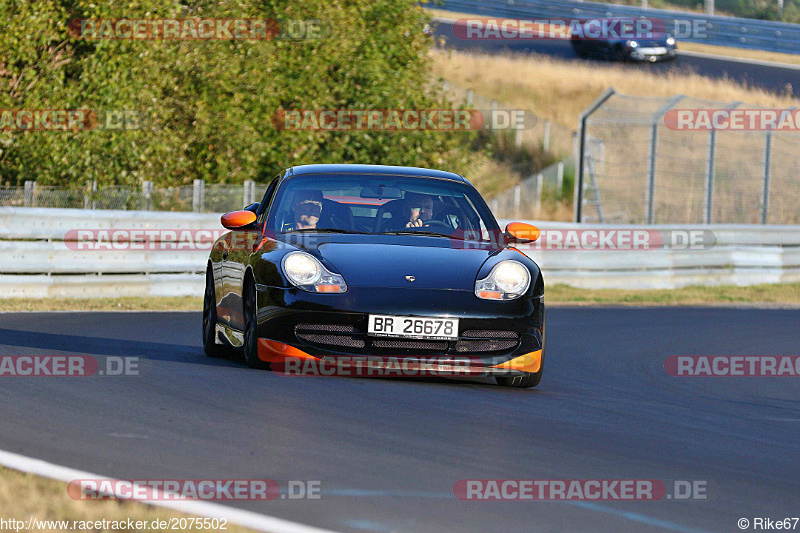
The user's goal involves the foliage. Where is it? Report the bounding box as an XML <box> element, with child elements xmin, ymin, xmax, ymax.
<box><xmin>0</xmin><ymin>0</ymin><xmax>475</xmax><ymax>187</ymax></box>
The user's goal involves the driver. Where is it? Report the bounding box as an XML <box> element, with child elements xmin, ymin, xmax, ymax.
<box><xmin>286</xmin><ymin>190</ymin><xmax>323</xmax><ymax>230</ymax></box>
<box><xmin>401</xmin><ymin>192</ymin><xmax>434</xmax><ymax>228</ymax></box>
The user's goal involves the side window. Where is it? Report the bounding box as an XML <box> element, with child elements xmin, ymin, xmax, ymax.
<box><xmin>257</xmin><ymin>175</ymin><xmax>280</xmax><ymax>224</ymax></box>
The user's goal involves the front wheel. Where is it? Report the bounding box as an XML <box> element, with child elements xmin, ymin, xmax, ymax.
<box><xmin>202</xmin><ymin>265</ymin><xmax>224</xmax><ymax>358</ymax></box>
<box><xmin>242</xmin><ymin>274</ymin><xmax>269</xmax><ymax>369</ymax></box>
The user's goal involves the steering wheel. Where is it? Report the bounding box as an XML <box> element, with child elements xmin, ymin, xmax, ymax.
<box><xmin>421</xmin><ymin>220</ymin><xmax>453</xmax><ymax>232</ymax></box>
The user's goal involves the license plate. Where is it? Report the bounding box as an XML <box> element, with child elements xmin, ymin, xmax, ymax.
<box><xmin>638</xmin><ymin>47</ymin><xmax>667</xmax><ymax>55</ymax></box>
<box><xmin>368</xmin><ymin>314</ymin><xmax>458</xmax><ymax>340</ymax></box>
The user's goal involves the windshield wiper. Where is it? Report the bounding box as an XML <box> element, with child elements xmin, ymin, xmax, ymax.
<box><xmin>286</xmin><ymin>228</ymin><xmax>369</xmax><ymax>234</ymax></box>
<box><xmin>380</xmin><ymin>230</ymin><xmax>453</xmax><ymax>238</ymax></box>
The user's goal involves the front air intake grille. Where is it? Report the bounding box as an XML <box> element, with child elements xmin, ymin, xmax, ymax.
<box><xmin>455</xmin><ymin>330</ymin><xmax>520</xmax><ymax>353</ymax></box>
<box><xmin>371</xmin><ymin>339</ymin><xmax>449</xmax><ymax>351</ymax></box>
<box><xmin>295</xmin><ymin>324</ymin><xmax>366</xmax><ymax>349</ymax></box>
<box><xmin>461</xmin><ymin>330</ymin><xmax>519</xmax><ymax>339</ymax></box>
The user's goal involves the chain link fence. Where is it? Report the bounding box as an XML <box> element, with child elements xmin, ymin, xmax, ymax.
<box><xmin>576</xmin><ymin>90</ymin><xmax>800</xmax><ymax>224</ymax></box>
<box><xmin>0</xmin><ymin>180</ymin><xmax>267</xmax><ymax>213</ymax></box>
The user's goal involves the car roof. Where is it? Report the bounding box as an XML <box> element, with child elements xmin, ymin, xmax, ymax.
<box><xmin>284</xmin><ymin>164</ymin><xmax>468</xmax><ymax>183</ymax></box>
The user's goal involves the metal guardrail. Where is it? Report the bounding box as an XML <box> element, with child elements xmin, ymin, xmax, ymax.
<box><xmin>1</xmin><ymin>208</ymin><xmax>798</xmax><ymax>295</ymax></box>
<box><xmin>439</xmin><ymin>0</ymin><xmax>800</xmax><ymax>54</ymax></box>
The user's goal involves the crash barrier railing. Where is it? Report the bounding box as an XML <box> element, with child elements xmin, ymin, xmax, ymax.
<box><xmin>574</xmin><ymin>89</ymin><xmax>800</xmax><ymax>225</ymax></box>
<box><xmin>0</xmin><ymin>180</ymin><xmax>268</xmax><ymax>213</ymax></box>
<box><xmin>438</xmin><ymin>0</ymin><xmax>800</xmax><ymax>54</ymax></box>
<box><xmin>1</xmin><ymin>207</ymin><xmax>798</xmax><ymax>295</ymax></box>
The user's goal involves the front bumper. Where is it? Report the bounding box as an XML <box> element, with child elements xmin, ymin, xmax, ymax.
<box><xmin>254</xmin><ymin>285</ymin><xmax>544</xmax><ymax>376</ymax></box>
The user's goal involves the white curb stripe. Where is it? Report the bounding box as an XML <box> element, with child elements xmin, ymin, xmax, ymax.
<box><xmin>0</xmin><ymin>449</ymin><xmax>340</xmax><ymax>533</ymax></box>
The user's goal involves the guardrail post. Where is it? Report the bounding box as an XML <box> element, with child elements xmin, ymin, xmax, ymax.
<box><xmin>543</xmin><ymin>120</ymin><xmax>551</xmax><ymax>152</ymax></box>
<box><xmin>761</xmin><ymin>131</ymin><xmax>773</xmax><ymax>224</ymax></box>
<box><xmin>142</xmin><ymin>181</ymin><xmax>154</xmax><ymax>211</ymax></box>
<box><xmin>535</xmin><ymin>173</ymin><xmax>543</xmax><ymax>218</ymax></box>
<box><xmin>193</xmin><ymin>179</ymin><xmax>205</xmax><ymax>213</ymax></box>
<box><xmin>557</xmin><ymin>161</ymin><xmax>564</xmax><ymax>198</ymax></box>
<box><xmin>24</xmin><ymin>181</ymin><xmax>36</xmax><ymax>207</ymax></box>
<box><xmin>244</xmin><ymin>180</ymin><xmax>255</xmax><ymax>206</ymax></box>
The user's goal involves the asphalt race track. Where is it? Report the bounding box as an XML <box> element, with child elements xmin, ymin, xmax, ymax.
<box><xmin>434</xmin><ymin>20</ymin><xmax>800</xmax><ymax>97</ymax></box>
<box><xmin>0</xmin><ymin>308</ymin><xmax>798</xmax><ymax>532</ymax></box>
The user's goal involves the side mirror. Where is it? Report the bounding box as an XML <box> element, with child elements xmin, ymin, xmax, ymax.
<box><xmin>504</xmin><ymin>222</ymin><xmax>540</xmax><ymax>244</ymax></box>
<box><xmin>221</xmin><ymin>210</ymin><xmax>257</xmax><ymax>230</ymax></box>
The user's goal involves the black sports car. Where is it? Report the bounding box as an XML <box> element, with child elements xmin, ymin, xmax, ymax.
<box><xmin>570</xmin><ymin>20</ymin><xmax>677</xmax><ymax>62</ymax></box>
<box><xmin>203</xmin><ymin>164</ymin><xmax>545</xmax><ymax>388</ymax></box>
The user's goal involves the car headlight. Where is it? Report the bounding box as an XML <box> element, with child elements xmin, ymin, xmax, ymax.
<box><xmin>475</xmin><ymin>260</ymin><xmax>531</xmax><ymax>300</ymax></box>
<box><xmin>627</xmin><ymin>40</ymin><xmax>639</xmax><ymax>48</ymax></box>
<box><xmin>282</xmin><ymin>252</ymin><xmax>347</xmax><ymax>293</ymax></box>
<box><xmin>666</xmin><ymin>36</ymin><xmax>676</xmax><ymax>46</ymax></box>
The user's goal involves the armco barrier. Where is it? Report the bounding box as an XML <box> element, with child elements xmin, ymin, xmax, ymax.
<box><xmin>439</xmin><ymin>0</ymin><xmax>800</xmax><ymax>55</ymax></box>
<box><xmin>0</xmin><ymin>207</ymin><xmax>798</xmax><ymax>297</ymax></box>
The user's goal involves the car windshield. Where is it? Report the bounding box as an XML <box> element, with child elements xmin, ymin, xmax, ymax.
<box><xmin>265</xmin><ymin>173</ymin><xmax>500</xmax><ymax>240</ymax></box>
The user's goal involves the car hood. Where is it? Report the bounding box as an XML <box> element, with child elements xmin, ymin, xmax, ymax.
<box><xmin>308</xmin><ymin>238</ymin><xmax>499</xmax><ymax>289</ymax></box>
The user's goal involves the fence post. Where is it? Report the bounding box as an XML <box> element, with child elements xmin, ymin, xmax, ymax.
<box><xmin>193</xmin><ymin>179</ymin><xmax>205</xmax><ymax>213</ymax></box>
<box><xmin>703</xmin><ymin>130</ymin><xmax>716</xmax><ymax>224</ymax></box>
<box><xmin>515</xmin><ymin>128</ymin><xmax>522</xmax><ymax>148</ymax></box>
<box><xmin>647</xmin><ymin>95</ymin><xmax>684</xmax><ymax>224</ymax></box>
<box><xmin>513</xmin><ymin>184</ymin><xmax>521</xmax><ymax>217</ymax></box>
<box><xmin>466</xmin><ymin>89</ymin><xmax>473</xmax><ymax>107</ymax></box>
<box><xmin>24</xmin><ymin>180</ymin><xmax>36</xmax><ymax>207</ymax></box>
<box><xmin>91</xmin><ymin>180</ymin><xmax>97</xmax><ymax>210</ymax></box>
<box><xmin>543</xmin><ymin>120</ymin><xmax>551</xmax><ymax>152</ymax></box>
<box><xmin>576</xmin><ymin>87</ymin><xmax>615</xmax><ymax>223</ymax></box>
<box><xmin>142</xmin><ymin>181</ymin><xmax>154</xmax><ymax>211</ymax></box>
<box><xmin>761</xmin><ymin>131</ymin><xmax>773</xmax><ymax>224</ymax></box>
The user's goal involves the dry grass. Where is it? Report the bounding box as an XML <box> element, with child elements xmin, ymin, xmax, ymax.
<box><xmin>547</xmin><ymin>282</ymin><xmax>800</xmax><ymax>306</ymax></box>
<box><xmin>0</xmin><ymin>467</ymin><xmax>254</xmax><ymax>532</ymax></box>
<box><xmin>431</xmin><ymin>48</ymin><xmax>798</xmax><ymax>132</ymax></box>
<box><xmin>679</xmin><ymin>41</ymin><xmax>800</xmax><ymax>66</ymax></box>
<box><xmin>0</xmin><ymin>297</ymin><xmax>202</xmax><ymax>312</ymax></box>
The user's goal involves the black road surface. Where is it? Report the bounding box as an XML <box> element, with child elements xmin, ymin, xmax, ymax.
<box><xmin>1</xmin><ymin>308</ymin><xmax>799</xmax><ymax>532</ymax></box>
<box><xmin>434</xmin><ymin>19</ymin><xmax>800</xmax><ymax>97</ymax></box>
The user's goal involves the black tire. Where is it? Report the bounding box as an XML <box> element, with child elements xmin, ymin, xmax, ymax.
<box><xmin>242</xmin><ymin>274</ymin><xmax>269</xmax><ymax>369</ymax></box>
<box><xmin>202</xmin><ymin>265</ymin><xmax>225</xmax><ymax>358</ymax></box>
<box><xmin>496</xmin><ymin>313</ymin><xmax>545</xmax><ymax>388</ymax></box>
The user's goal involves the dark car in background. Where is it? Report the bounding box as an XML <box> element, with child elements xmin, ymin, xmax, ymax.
<box><xmin>203</xmin><ymin>164</ymin><xmax>546</xmax><ymax>388</ymax></box>
<box><xmin>571</xmin><ymin>19</ymin><xmax>677</xmax><ymax>62</ymax></box>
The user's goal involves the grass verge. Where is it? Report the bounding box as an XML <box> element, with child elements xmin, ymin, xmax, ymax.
<box><xmin>547</xmin><ymin>282</ymin><xmax>800</xmax><ymax>306</ymax></box>
<box><xmin>0</xmin><ymin>467</ymin><xmax>254</xmax><ymax>532</ymax></box>
<box><xmin>1</xmin><ymin>284</ymin><xmax>799</xmax><ymax>310</ymax></box>
<box><xmin>0</xmin><ymin>297</ymin><xmax>202</xmax><ymax>312</ymax></box>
